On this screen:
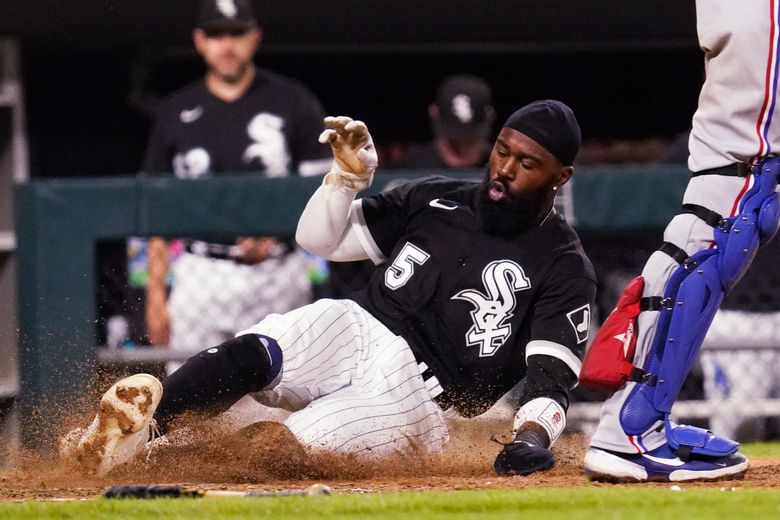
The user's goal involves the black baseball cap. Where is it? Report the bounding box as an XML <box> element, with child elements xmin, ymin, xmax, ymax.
<box><xmin>503</xmin><ymin>100</ymin><xmax>581</xmax><ymax>166</ymax></box>
<box><xmin>196</xmin><ymin>0</ymin><xmax>257</xmax><ymax>33</ymax></box>
<box><xmin>432</xmin><ymin>74</ymin><xmax>496</xmax><ymax>140</ymax></box>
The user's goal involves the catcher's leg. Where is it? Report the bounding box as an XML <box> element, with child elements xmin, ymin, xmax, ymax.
<box><xmin>586</xmin><ymin>158</ymin><xmax>780</xmax><ymax>481</ymax></box>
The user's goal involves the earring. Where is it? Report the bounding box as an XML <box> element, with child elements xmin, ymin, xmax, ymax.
<box><xmin>552</xmin><ymin>186</ymin><xmax>558</xmax><ymax>191</ymax></box>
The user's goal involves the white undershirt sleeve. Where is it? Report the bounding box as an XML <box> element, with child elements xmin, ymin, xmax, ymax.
<box><xmin>295</xmin><ymin>182</ymin><xmax>370</xmax><ymax>262</ymax></box>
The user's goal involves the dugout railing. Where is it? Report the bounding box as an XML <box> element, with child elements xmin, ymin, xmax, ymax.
<box><xmin>14</xmin><ymin>167</ymin><xmax>780</xmax><ymax>452</ymax></box>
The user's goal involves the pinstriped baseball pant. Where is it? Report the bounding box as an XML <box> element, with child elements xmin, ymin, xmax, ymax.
<box><xmin>238</xmin><ymin>299</ymin><xmax>450</xmax><ymax>457</ymax></box>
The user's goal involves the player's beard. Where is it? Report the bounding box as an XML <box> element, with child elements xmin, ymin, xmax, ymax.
<box><xmin>477</xmin><ymin>169</ymin><xmax>549</xmax><ymax>237</ymax></box>
<box><xmin>211</xmin><ymin>57</ymin><xmax>252</xmax><ymax>84</ymax></box>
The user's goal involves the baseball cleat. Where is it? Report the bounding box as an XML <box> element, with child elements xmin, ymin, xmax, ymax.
<box><xmin>63</xmin><ymin>373</ymin><xmax>163</xmax><ymax>477</ymax></box>
<box><xmin>58</xmin><ymin>426</ymin><xmax>86</xmax><ymax>461</ymax></box>
<box><xmin>583</xmin><ymin>444</ymin><xmax>749</xmax><ymax>482</ymax></box>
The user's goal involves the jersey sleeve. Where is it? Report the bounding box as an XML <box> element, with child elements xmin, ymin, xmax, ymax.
<box><xmin>526</xmin><ymin>253</ymin><xmax>597</xmax><ymax>378</ymax></box>
<box><xmin>349</xmin><ymin>177</ymin><xmax>432</xmax><ymax>264</ymax></box>
<box><xmin>141</xmin><ymin>104</ymin><xmax>175</xmax><ymax>176</ymax></box>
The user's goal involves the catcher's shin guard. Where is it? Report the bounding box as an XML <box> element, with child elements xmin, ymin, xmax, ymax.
<box><xmin>619</xmin><ymin>157</ymin><xmax>780</xmax><ymax>455</ymax></box>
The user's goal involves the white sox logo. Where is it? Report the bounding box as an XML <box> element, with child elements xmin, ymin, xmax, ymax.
<box><xmin>452</xmin><ymin>260</ymin><xmax>531</xmax><ymax>357</ymax></box>
<box><xmin>216</xmin><ymin>0</ymin><xmax>238</xmax><ymax>18</ymax></box>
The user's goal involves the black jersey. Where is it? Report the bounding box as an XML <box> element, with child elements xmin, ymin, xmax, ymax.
<box><xmin>350</xmin><ymin>177</ymin><xmax>596</xmax><ymax>415</ymax></box>
<box><xmin>142</xmin><ymin>68</ymin><xmax>329</xmax><ymax>178</ymax></box>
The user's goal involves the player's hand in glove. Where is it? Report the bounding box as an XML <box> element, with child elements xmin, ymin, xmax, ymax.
<box><xmin>319</xmin><ymin>116</ymin><xmax>378</xmax><ymax>191</ymax></box>
<box><xmin>494</xmin><ymin>425</ymin><xmax>555</xmax><ymax>476</ymax></box>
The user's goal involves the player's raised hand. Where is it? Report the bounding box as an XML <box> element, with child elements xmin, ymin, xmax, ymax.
<box><xmin>319</xmin><ymin>116</ymin><xmax>378</xmax><ymax>190</ymax></box>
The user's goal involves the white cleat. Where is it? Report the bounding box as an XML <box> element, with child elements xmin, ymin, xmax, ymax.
<box><xmin>62</xmin><ymin>373</ymin><xmax>163</xmax><ymax>477</ymax></box>
<box><xmin>584</xmin><ymin>444</ymin><xmax>749</xmax><ymax>482</ymax></box>
<box><xmin>58</xmin><ymin>426</ymin><xmax>86</xmax><ymax>461</ymax></box>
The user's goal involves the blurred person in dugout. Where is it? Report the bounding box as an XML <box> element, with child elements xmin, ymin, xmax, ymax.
<box><xmin>141</xmin><ymin>0</ymin><xmax>330</xmax><ymax>377</ymax></box>
<box><xmin>328</xmin><ymin>74</ymin><xmax>497</xmax><ymax>298</ymax></box>
<box><xmin>391</xmin><ymin>73</ymin><xmax>496</xmax><ymax>170</ymax></box>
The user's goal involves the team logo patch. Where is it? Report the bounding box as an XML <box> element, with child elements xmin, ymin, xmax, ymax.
<box><xmin>540</xmin><ymin>402</ymin><xmax>564</xmax><ymax>433</ymax></box>
<box><xmin>452</xmin><ymin>260</ymin><xmax>531</xmax><ymax>357</ymax></box>
<box><xmin>566</xmin><ymin>304</ymin><xmax>591</xmax><ymax>344</ymax></box>
<box><xmin>452</xmin><ymin>94</ymin><xmax>474</xmax><ymax>123</ymax></box>
<box><xmin>217</xmin><ymin>0</ymin><xmax>238</xmax><ymax>18</ymax></box>
<box><xmin>242</xmin><ymin>112</ymin><xmax>290</xmax><ymax>177</ymax></box>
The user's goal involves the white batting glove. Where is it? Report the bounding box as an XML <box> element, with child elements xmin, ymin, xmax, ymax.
<box><xmin>319</xmin><ymin>116</ymin><xmax>378</xmax><ymax>191</ymax></box>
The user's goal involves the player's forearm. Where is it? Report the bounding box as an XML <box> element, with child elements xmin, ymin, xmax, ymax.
<box><xmin>295</xmin><ymin>182</ymin><xmax>368</xmax><ymax>261</ymax></box>
<box><xmin>146</xmin><ymin>237</ymin><xmax>170</xmax><ymax>304</ymax></box>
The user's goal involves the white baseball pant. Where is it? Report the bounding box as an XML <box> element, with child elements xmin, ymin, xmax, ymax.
<box><xmin>239</xmin><ymin>298</ymin><xmax>450</xmax><ymax>456</ymax></box>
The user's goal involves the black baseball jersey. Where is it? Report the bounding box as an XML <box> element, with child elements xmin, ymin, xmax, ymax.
<box><xmin>350</xmin><ymin>176</ymin><xmax>596</xmax><ymax>416</ymax></box>
<box><xmin>142</xmin><ymin>68</ymin><xmax>329</xmax><ymax>178</ymax></box>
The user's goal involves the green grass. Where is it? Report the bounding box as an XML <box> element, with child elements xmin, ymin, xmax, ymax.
<box><xmin>1</xmin><ymin>488</ymin><xmax>779</xmax><ymax>520</ymax></box>
<box><xmin>741</xmin><ymin>441</ymin><xmax>780</xmax><ymax>458</ymax></box>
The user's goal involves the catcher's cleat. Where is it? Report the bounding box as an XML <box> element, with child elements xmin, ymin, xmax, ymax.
<box><xmin>584</xmin><ymin>444</ymin><xmax>749</xmax><ymax>482</ymax></box>
<box><xmin>63</xmin><ymin>373</ymin><xmax>163</xmax><ymax>477</ymax></box>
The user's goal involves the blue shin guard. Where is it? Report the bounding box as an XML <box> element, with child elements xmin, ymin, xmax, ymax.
<box><xmin>619</xmin><ymin>157</ymin><xmax>780</xmax><ymax>456</ymax></box>
<box><xmin>618</xmin><ymin>248</ymin><xmax>719</xmax><ymax>439</ymax></box>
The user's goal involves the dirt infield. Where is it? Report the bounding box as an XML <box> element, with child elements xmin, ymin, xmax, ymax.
<box><xmin>1</xmin><ymin>418</ymin><xmax>778</xmax><ymax>502</ymax></box>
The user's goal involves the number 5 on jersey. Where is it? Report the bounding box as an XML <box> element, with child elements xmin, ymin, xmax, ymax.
<box><xmin>385</xmin><ymin>242</ymin><xmax>431</xmax><ymax>290</ymax></box>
